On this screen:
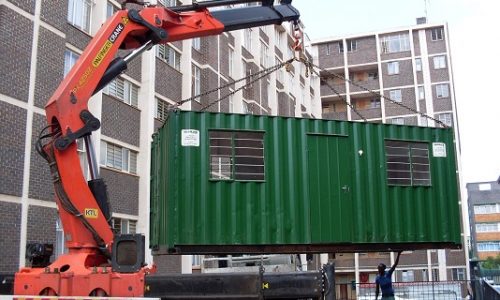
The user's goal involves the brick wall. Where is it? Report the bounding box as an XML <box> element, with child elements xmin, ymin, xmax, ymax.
<box><xmin>384</xmin><ymin>87</ymin><xmax>417</xmax><ymax>117</ymax></box>
<box><xmin>100</xmin><ymin>168</ymin><xmax>139</xmax><ymax>216</ymax></box>
<box><xmin>101</xmin><ymin>95</ymin><xmax>141</xmax><ymax>147</ymax></box>
<box><xmin>0</xmin><ymin>7</ymin><xmax>33</xmax><ymax>102</ymax></box>
<box><xmin>9</xmin><ymin>0</ymin><xmax>35</xmax><ymax>14</ymax></box>
<box><xmin>0</xmin><ymin>202</ymin><xmax>22</xmax><ymax>272</ymax></box>
<box><xmin>0</xmin><ymin>102</ymin><xmax>27</xmax><ymax>197</ymax></box>
<box><xmin>317</xmin><ymin>41</ymin><xmax>344</xmax><ymax>69</ymax></box>
<box><xmin>347</xmin><ymin>36</ymin><xmax>377</xmax><ymax>65</ymax></box>
<box><xmin>118</xmin><ymin>49</ymin><xmax>142</xmax><ymax>82</ymax></box>
<box><xmin>219</xmin><ymin>35</ymin><xmax>230</xmax><ymax>78</ymax></box>
<box><xmin>26</xmin><ymin>205</ymin><xmax>57</xmax><ymax>264</ymax></box>
<box><xmin>41</xmin><ymin>0</ymin><xmax>66</xmax><ymax>30</ymax></box>
<box><xmin>413</xmin><ymin>31</ymin><xmax>421</xmax><ymax>56</ymax></box>
<box><xmin>201</xmin><ymin>36</ymin><xmax>218</xmax><ymax>68</ymax></box>
<box><xmin>426</xmin><ymin>27</ymin><xmax>447</xmax><ymax>54</ymax></box>
<box><xmin>429</xmin><ymin>57</ymin><xmax>450</xmax><ymax>82</ymax></box>
<box><xmin>155</xmin><ymin>59</ymin><xmax>182</xmax><ymax>101</ymax></box>
<box><xmin>199</xmin><ymin>68</ymin><xmax>219</xmax><ymax>112</ymax></box>
<box><xmin>34</xmin><ymin>27</ymin><xmax>65</xmax><ymax>109</ymax></box>
<box><xmin>382</xmin><ymin>59</ymin><xmax>414</xmax><ymax>88</ymax></box>
<box><xmin>29</xmin><ymin>113</ymin><xmax>54</xmax><ymax>201</ymax></box>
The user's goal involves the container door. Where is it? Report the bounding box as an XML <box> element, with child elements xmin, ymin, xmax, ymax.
<box><xmin>308</xmin><ymin>135</ymin><xmax>353</xmax><ymax>243</ymax></box>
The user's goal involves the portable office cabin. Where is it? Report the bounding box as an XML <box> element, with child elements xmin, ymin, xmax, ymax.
<box><xmin>150</xmin><ymin>110</ymin><xmax>461</xmax><ymax>254</ymax></box>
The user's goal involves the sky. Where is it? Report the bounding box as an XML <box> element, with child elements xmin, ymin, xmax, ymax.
<box><xmin>294</xmin><ymin>0</ymin><xmax>500</xmax><ymax>184</ymax></box>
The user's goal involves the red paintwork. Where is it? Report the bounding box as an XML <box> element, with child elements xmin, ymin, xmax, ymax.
<box><xmin>15</xmin><ymin>6</ymin><xmax>224</xmax><ymax>297</ymax></box>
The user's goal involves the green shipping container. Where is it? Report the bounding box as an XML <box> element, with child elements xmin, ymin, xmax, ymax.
<box><xmin>150</xmin><ymin>111</ymin><xmax>462</xmax><ymax>254</ymax></box>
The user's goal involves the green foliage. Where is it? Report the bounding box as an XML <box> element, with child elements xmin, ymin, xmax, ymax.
<box><xmin>481</xmin><ymin>255</ymin><xmax>500</xmax><ymax>269</ymax></box>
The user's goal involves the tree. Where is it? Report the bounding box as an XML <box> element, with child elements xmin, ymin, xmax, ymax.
<box><xmin>481</xmin><ymin>254</ymin><xmax>500</xmax><ymax>269</ymax></box>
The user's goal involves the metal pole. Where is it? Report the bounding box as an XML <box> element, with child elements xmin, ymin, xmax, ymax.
<box><xmin>323</xmin><ymin>263</ymin><xmax>335</xmax><ymax>300</ymax></box>
<box><xmin>170</xmin><ymin>0</ymin><xmax>273</xmax><ymax>13</ymax></box>
<box><xmin>84</xmin><ymin>135</ymin><xmax>99</xmax><ymax>180</ymax></box>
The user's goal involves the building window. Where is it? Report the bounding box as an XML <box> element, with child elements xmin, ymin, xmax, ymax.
<box><xmin>228</xmin><ymin>47</ymin><xmax>235</xmax><ymax>77</ymax></box>
<box><xmin>276</xmin><ymin>57</ymin><xmax>284</xmax><ymax>83</ymax></box>
<box><xmin>431</xmin><ymin>27</ymin><xmax>444</xmax><ymax>41</ymax></box>
<box><xmin>106</xmin><ymin>1</ymin><xmax>117</xmax><ymax>18</ymax></box>
<box><xmin>55</xmin><ymin>217</ymin><xmax>67</xmax><ymax>258</ymax></box>
<box><xmin>389</xmin><ymin>89</ymin><xmax>402</xmax><ymax>102</ymax></box>
<box><xmin>111</xmin><ymin>217</ymin><xmax>137</xmax><ymax>234</ymax></box>
<box><xmin>275</xmin><ymin>28</ymin><xmax>284</xmax><ymax>48</ymax></box>
<box><xmin>371</xmin><ymin>98</ymin><xmax>381</xmax><ymax>108</ymax></box>
<box><xmin>104</xmin><ymin>77</ymin><xmax>139</xmax><ymax>107</ymax></box>
<box><xmin>228</xmin><ymin>92</ymin><xmax>234</xmax><ymax>113</ymax></box>
<box><xmin>64</xmin><ymin>49</ymin><xmax>80</xmax><ymax>76</ymax></box>
<box><xmin>158</xmin><ymin>0</ymin><xmax>179</xmax><ymax>6</ymax></box>
<box><xmin>418</xmin><ymin>86</ymin><xmax>425</xmax><ymax>100</ymax></box>
<box><xmin>437</xmin><ymin>113</ymin><xmax>453</xmax><ymax>127</ymax></box>
<box><xmin>209</xmin><ymin>131</ymin><xmax>265</xmax><ymax>181</ymax></box>
<box><xmin>476</xmin><ymin>223</ymin><xmax>500</xmax><ymax>232</ymax></box>
<box><xmin>435</xmin><ymin>84</ymin><xmax>449</xmax><ymax>98</ymax></box>
<box><xmin>260</xmin><ymin>41</ymin><xmax>269</xmax><ymax>67</ymax></box>
<box><xmin>381</xmin><ymin>33</ymin><xmax>410</xmax><ymax>53</ymax></box>
<box><xmin>452</xmin><ymin>268</ymin><xmax>466</xmax><ymax>281</ymax></box>
<box><xmin>347</xmin><ymin>39</ymin><xmax>357</xmax><ymax>52</ymax></box>
<box><xmin>478</xmin><ymin>241</ymin><xmax>500</xmax><ymax>252</ymax></box>
<box><xmin>385</xmin><ymin>140</ymin><xmax>431</xmax><ymax>186</ymax></box>
<box><xmin>433</xmin><ymin>56</ymin><xmax>447</xmax><ymax>69</ymax></box>
<box><xmin>192</xmin><ymin>37</ymin><xmax>201</xmax><ymax>50</ymax></box>
<box><xmin>156</xmin><ymin>97</ymin><xmax>173</xmax><ymax>122</ymax></box>
<box><xmin>400</xmin><ymin>270</ymin><xmax>415</xmax><ymax>282</ymax></box>
<box><xmin>100</xmin><ymin>141</ymin><xmax>138</xmax><ymax>174</ymax></box>
<box><xmin>156</xmin><ymin>44</ymin><xmax>181</xmax><ymax>71</ymax></box>
<box><xmin>67</xmin><ymin>0</ymin><xmax>92</xmax><ymax>33</ymax></box>
<box><xmin>326</xmin><ymin>43</ymin><xmax>333</xmax><ymax>55</ymax></box>
<box><xmin>474</xmin><ymin>204</ymin><xmax>499</xmax><ymax>214</ymax></box>
<box><xmin>192</xmin><ymin>64</ymin><xmax>201</xmax><ymax>102</ymax></box>
<box><xmin>391</xmin><ymin>117</ymin><xmax>405</xmax><ymax>125</ymax></box>
<box><xmin>76</xmin><ymin>138</ymin><xmax>89</xmax><ymax>180</ymax></box>
<box><xmin>338</xmin><ymin>41</ymin><xmax>344</xmax><ymax>53</ymax></box>
<box><xmin>387</xmin><ymin>61</ymin><xmax>399</xmax><ymax>75</ymax></box>
<box><xmin>244</xmin><ymin>28</ymin><xmax>253</xmax><ymax>50</ymax></box>
<box><xmin>420</xmin><ymin>116</ymin><xmax>428</xmax><ymax>127</ymax></box>
<box><xmin>415</xmin><ymin>58</ymin><xmax>422</xmax><ymax>72</ymax></box>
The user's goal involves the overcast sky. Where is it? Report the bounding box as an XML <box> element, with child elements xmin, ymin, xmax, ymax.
<box><xmin>294</xmin><ymin>0</ymin><xmax>500</xmax><ymax>184</ymax></box>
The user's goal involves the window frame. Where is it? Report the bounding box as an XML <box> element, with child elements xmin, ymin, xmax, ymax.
<box><xmin>431</xmin><ymin>28</ymin><xmax>444</xmax><ymax>41</ymax></box>
<box><xmin>387</xmin><ymin>61</ymin><xmax>400</xmax><ymax>75</ymax></box>
<box><xmin>67</xmin><ymin>0</ymin><xmax>92</xmax><ymax>33</ymax></box>
<box><xmin>389</xmin><ymin>89</ymin><xmax>402</xmax><ymax>102</ymax></box>
<box><xmin>381</xmin><ymin>33</ymin><xmax>410</xmax><ymax>53</ymax></box>
<box><xmin>104</xmin><ymin>77</ymin><xmax>139</xmax><ymax>108</ymax></box>
<box><xmin>415</xmin><ymin>58</ymin><xmax>422</xmax><ymax>72</ymax></box>
<box><xmin>192</xmin><ymin>37</ymin><xmax>201</xmax><ymax>51</ymax></box>
<box><xmin>437</xmin><ymin>113</ymin><xmax>453</xmax><ymax>127</ymax></box>
<box><xmin>156</xmin><ymin>44</ymin><xmax>181</xmax><ymax>71</ymax></box>
<box><xmin>100</xmin><ymin>141</ymin><xmax>138</xmax><ymax>175</ymax></box>
<box><xmin>433</xmin><ymin>55</ymin><xmax>447</xmax><ymax>69</ymax></box>
<box><xmin>192</xmin><ymin>64</ymin><xmax>201</xmax><ymax>102</ymax></box>
<box><xmin>347</xmin><ymin>39</ymin><xmax>357</xmax><ymax>52</ymax></box>
<box><xmin>64</xmin><ymin>49</ymin><xmax>80</xmax><ymax>77</ymax></box>
<box><xmin>435</xmin><ymin>84</ymin><xmax>450</xmax><ymax>98</ymax></box>
<box><xmin>209</xmin><ymin>130</ymin><xmax>266</xmax><ymax>182</ymax></box>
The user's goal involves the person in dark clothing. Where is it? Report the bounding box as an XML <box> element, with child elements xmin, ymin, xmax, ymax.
<box><xmin>375</xmin><ymin>251</ymin><xmax>402</xmax><ymax>300</ymax></box>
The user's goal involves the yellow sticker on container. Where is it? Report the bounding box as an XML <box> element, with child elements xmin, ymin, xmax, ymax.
<box><xmin>84</xmin><ymin>208</ymin><xmax>99</xmax><ymax>219</ymax></box>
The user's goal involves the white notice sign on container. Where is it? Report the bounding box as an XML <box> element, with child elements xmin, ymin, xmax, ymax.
<box><xmin>432</xmin><ymin>142</ymin><xmax>447</xmax><ymax>157</ymax></box>
<box><xmin>181</xmin><ymin>129</ymin><xmax>200</xmax><ymax>147</ymax></box>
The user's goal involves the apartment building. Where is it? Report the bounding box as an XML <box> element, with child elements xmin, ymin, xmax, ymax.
<box><xmin>0</xmin><ymin>0</ymin><xmax>320</xmax><ymax>274</ymax></box>
<box><xmin>468</xmin><ymin>181</ymin><xmax>500</xmax><ymax>260</ymax></box>
<box><xmin>311</xmin><ymin>22</ymin><xmax>468</xmax><ymax>293</ymax></box>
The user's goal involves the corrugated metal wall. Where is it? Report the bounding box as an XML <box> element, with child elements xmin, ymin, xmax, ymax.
<box><xmin>150</xmin><ymin>111</ymin><xmax>461</xmax><ymax>253</ymax></box>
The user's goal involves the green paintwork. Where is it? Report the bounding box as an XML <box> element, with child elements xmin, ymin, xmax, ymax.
<box><xmin>150</xmin><ymin>111</ymin><xmax>462</xmax><ymax>252</ymax></box>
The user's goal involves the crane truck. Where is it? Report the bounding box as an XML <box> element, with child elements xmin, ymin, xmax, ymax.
<box><xmin>4</xmin><ymin>0</ymin><xmax>339</xmax><ymax>299</ymax></box>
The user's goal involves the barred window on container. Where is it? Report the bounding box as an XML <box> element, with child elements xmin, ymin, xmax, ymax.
<box><xmin>385</xmin><ymin>140</ymin><xmax>431</xmax><ymax>186</ymax></box>
<box><xmin>209</xmin><ymin>131</ymin><xmax>265</xmax><ymax>181</ymax></box>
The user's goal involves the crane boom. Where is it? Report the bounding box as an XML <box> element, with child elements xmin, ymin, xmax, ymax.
<box><xmin>14</xmin><ymin>1</ymin><xmax>300</xmax><ymax>297</ymax></box>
